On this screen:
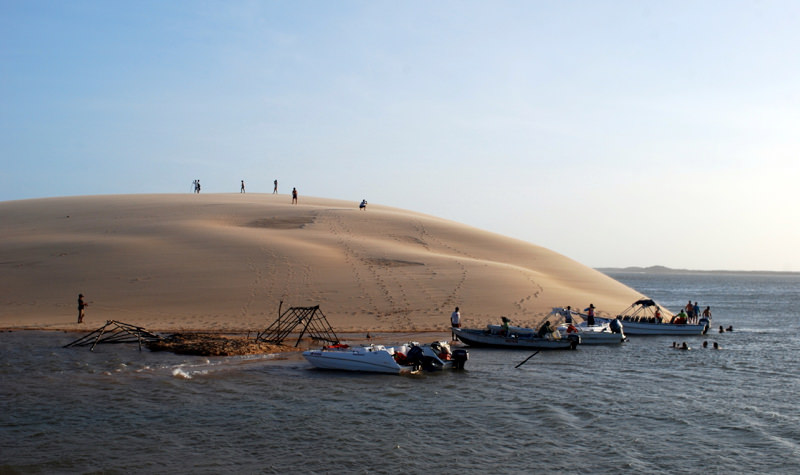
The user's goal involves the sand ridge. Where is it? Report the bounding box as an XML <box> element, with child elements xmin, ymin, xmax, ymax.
<box><xmin>0</xmin><ymin>193</ymin><xmax>644</xmax><ymax>332</ymax></box>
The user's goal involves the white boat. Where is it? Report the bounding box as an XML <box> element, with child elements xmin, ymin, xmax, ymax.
<box><xmin>453</xmin><ymin>326</ymin><xmax>580</xmax><ymax>350</ymax></box>
<box><xmin>556</xmin><ymin>322</ymin><xmax>626</xmax><ymax>345</ymax></box>
<box><xmin>596</xmin><ymin>299</ymin><xmax>710</xmax><ymax>336</ymax></box>
<box><xmin>549</xmin><ymin>308</ymin><xmax>626</xmax><ymax>345</ymax></box>
<box><xmin>303</xmin><ymin>341</ymin><xmax>468</xmax><ymax>374</ymax></box>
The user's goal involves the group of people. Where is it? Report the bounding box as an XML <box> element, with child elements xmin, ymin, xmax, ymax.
<box><xmin>190</xmin><ymin>179</ymin><xmax>284</xmax><ymax>196</ymax></box>
<box><xmin>683</xmin><ymin>300</ymin><xmax>711</xmax><ymax>324</ymax></box>
<box><xmin>189</xmin><ymin>179</ymin><xmax>371</xmax><ymax>210</ymax></box>
<box><xmin>673</xmin><ymin>340</ymin><xmax>721</xmax><ymax>350</ymax></box>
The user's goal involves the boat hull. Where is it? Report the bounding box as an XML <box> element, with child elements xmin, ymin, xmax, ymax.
<box><xmin>303</xmin><ymin>342</ymin><xmax>467</xmax><ymax>374</ymax></box>
<box><xmin>596</xmin><ymin>318</ymin><xmax>707</xmax><ymax>336</ymax></box>
<box><xmin>454</xmin><ymin>328</ymin><xmax>578</xmax><ymax>350</ymax></box>
<box><xmin>303</xmin><ymin>349</ymin><xmax>411</xmax><ymax>374</ymax></box>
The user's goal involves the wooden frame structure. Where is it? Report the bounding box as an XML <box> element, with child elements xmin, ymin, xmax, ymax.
<box><xmin>64</xmin><ymin>320</ymin><xmax>162</xmax><ymax>352</ymax></box>
<box><xmin>256</xmin><ymin>303</ymin><xmax>339</xmax><ymax>347</ymax></box>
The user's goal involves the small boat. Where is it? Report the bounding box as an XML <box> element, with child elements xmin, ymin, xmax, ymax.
<box><xmin>303</xmin><ymin>341</ymin><xmax>468</xmax><ymax>374</ymax></box>
<box><xmin>556</xmin><ymin>322</ymin><xmax>626</xmax><ymax>345</ymax></box>
<box><xmin>596</xmin><ymin>299</ymin><xmax>710</xmax><ymax>336</ymax></box>
<box><xmin>453</xmin><ymin>326</ymin><xmax>579</xmax><ymax>350</ymax></box>
<box><xmin>549</xmin><ymin>307</ymin><xmax>626</xmax><ymax>345</ymax></box>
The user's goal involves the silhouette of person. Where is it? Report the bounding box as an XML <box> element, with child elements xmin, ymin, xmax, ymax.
<box><xmin>240</xmin><ymin>180</ymin><xmax>245</xmax><ymax>193</ymax></box>
<box><xmin>359</xmin><ymin>199</ymin><xmax>367</xmax><ymax>210</ymax></box>
<box><xmin>450</xmin><ymin>307</ymin><xmax>461</xmax><ymax>340</ymax></box>
<box><xmin>77</xmin><ymin>293</ymin><xmax>87</xmax><ymax>323</ymax></box>
<box><xmin>292</xmin><ymin>187</ymin><xmax>298</xmax><ymax>204</ymax></box>
<box><xmin>273</xmin><ymin>180</ymin><xmax>278</xmax><ymax>194</ymax></box>
<box><xmin>586</xmin><ymin>303</ymin><xmax>596</xmax><ymax>326</ymax></box>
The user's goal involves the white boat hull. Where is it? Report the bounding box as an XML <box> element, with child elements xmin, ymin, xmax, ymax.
<box><xmin>596</xmin><ymin>318</ymin><xmax>707</xmax><ymax>336</ymax></box>
<box><xmin>304</xmin><ymin>349</ymin><xmax>411</xmax><ymax>374</ymax></box>
<box><xmin>303</xmin><ymin>342</ymin><xmax>467</xmax><ymax>374</ymax></box>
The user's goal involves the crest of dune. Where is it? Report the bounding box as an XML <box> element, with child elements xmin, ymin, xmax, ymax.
<box><xmin>0</xmin><ymin>194</ymin><xmax>643</xmax><ymax>332</ymax></box>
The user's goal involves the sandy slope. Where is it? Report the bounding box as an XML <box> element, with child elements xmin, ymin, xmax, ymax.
<box><xmin>0</xmin><ymin>193</ymin><xmax>643</xmax><ymax>333</ymax></box>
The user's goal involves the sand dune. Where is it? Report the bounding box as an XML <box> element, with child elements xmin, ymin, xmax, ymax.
<box><xmin>0</xmin><ymin>193</ymin><xmax>644</xmax><ymax>333</ymax></box>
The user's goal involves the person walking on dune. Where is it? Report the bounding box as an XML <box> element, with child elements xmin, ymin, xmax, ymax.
<box><xmin>292</xmin><ymin>187</ymin><xmax>298</xmax><ymax>204</ymax></box>
<box><xmin>273</xmin><ymin>180</ymin><xmax>278</xmax><ymax>194</ymax></box>
<box><xmin>77</xmin><ymin>293</ymin><xmax>88</xmax><ymax>324</ymax></box>
<box><xmin>240</xmin><ymin>180</ymin><xmax>246</xmax><ymax>193</ymax></box>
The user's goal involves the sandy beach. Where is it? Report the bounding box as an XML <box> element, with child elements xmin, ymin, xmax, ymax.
<box><xmin>0</xmin><ymin>193</ymin><xmax>643</xmax><ymax>334</ymax></box>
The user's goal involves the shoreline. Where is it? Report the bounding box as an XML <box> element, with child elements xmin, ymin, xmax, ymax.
<box><xmin>0</xmin><ymin>326</ymin><xmax>454</xmax><ymax>346</ymax></box>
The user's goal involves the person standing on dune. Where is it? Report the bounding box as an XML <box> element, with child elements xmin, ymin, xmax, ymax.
<box><xmin>292</xmin><ymin>187</ymin><xmax>298</xmax><ymax>204</ymax></box>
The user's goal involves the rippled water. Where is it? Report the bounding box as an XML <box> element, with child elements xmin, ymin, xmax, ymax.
<box><xmin>2</xmin><ymin>272</ymin><xmax>799</xmax><ymax>474</ymax></box>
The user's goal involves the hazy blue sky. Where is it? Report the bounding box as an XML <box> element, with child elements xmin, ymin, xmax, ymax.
<box><xmin>2</xmin><ymin>1</ymin><xmax>798</xmax><ymax>271</ymax></box>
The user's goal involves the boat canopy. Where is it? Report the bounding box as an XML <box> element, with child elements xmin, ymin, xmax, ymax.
<box><xmin>616</xmin><ymin>298</ymin><xmax>675</xmax><ymax>320</ymax></box>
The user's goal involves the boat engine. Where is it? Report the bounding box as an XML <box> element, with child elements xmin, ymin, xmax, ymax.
<box><xmin>452</xmin><ymin>348</ymin><xmax>469</xmax><ymax>370</ymax></box>
<box><xmin>567</xmin><ymin>333</ymin><xmax>580</xmax><ymax>349</ymax></box>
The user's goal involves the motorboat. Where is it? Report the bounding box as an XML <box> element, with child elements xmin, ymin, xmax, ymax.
<box><xmin>302</xmin><ymin>341</ymin><xmax>468</xmax><ymax>374</ymax></box>
<box><xmin>595</xmin><ymin>299</ymin><xmax>710</xmax><ymax>336</ymax></box>
<box><xmin>556</xmin><ymin>322</ymin><xmax>626</xmax><ymax>345</ymax></box>
<box><xmin>453</xmin><ymin>325</ymin><xmax>579</xmax><ymax>350</ymax></box>
<box><xmin>549</xmin><ymin>308</ymin><xmax>626</xmax><ymax>345</ymax></box>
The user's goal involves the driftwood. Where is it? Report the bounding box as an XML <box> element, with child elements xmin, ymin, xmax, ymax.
<box><xmin>64</xmin><ymin>320</ymin><xmax>162</xmax><ymax>351</ymax></box>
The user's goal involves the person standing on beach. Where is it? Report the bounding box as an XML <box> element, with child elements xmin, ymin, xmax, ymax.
<box><xmin>291</xmin><ymin>187</ymin><xmax>298</xmax><ymax>204</ymax></box>
<box><xmin>77</xmin><ymin>293</ymin><xmax>87</xmax><ymax>323</ymax></box>
<box><xmin>450</xmin><ymin>307</ymin><xmax>461</xmax><ymax>340</ymax></box>
<box><xmin>240</xmin><ymin>180</ymin><xmax>246</xmax><ymax>193</ymax></box>
<box><xmin>273</xmin><ymin>180</ymin><xmax>278</xmax><ymax>194</ymax></box>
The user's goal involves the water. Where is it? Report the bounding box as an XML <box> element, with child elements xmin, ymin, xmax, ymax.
<box><xmin>2</xmin><ymin>272</ymin><xmax>799</xmax><ymax>474</ymax></box>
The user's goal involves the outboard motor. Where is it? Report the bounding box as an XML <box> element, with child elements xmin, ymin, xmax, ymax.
<box><xmin>699</xmin><ymin>317</ymin><xmax>710</xmax><ymax>335</ymax></box>
<box><xmin>452</xmin><ymin>349</ymin><xmax>469</xmax><ymax>370</ymax></box>
<box><xmin>567</xmin><ymin>333</ymin><xmax>581</xmax><ymax>349</ymax></box>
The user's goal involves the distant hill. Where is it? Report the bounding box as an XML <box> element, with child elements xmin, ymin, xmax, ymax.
<box><xmin>596</xmin><ymin>266</ymin><xmax>799</xmax><ymax>276</ymax></box>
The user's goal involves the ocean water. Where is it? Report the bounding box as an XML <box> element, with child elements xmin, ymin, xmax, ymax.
<box><xmin>2</xmin><ymin>272</ymin><xmax>799</xmax><ymax>474</ymax></box>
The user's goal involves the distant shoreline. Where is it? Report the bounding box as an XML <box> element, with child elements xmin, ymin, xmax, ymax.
<box><xmin>597</xmin><ymin>266</ymin><xmax>799</xmax><ymax>276</ymax></box>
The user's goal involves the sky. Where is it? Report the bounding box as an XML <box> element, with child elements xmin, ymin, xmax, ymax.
<box><xmin>2</xmin><ymin>0</ymin><xmax>799</xmax><ymax>271</ymax></box>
